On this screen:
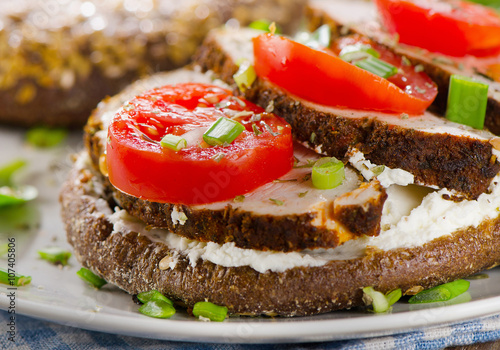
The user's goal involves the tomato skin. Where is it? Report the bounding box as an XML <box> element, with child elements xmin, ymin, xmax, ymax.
<box><xmin>253</xmin><ymin>34</ymin><xmax>435</xmax><ymax>115</ymax></box>
<box><xmin>375</xmin><ymin>0</ymin><xmax>500</xmax><ymax>57</ymax></box>
<box><xmin>107</xmin><ymin>83</ymin><xmax>293</xmax><ymax>205</ymax></box>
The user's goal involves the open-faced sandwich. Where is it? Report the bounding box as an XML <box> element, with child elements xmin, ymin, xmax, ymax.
<box><xmin>0</xmin><ymin>0</ymin><xmax>305</xmax><ymax>127</ymax></box>
<box><xmin>61</xmin><ymin>0</ymin><xmax>500</xmax><ymax>318</ymax></box>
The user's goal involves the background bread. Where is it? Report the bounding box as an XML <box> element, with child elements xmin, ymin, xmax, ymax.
<box><xmin>0</xmin><ymin>0</ymin><xmax>305</xmax><ymax>127</ymax></box>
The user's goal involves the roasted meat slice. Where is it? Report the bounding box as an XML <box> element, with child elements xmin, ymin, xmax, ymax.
<box><xmin>85</xmin><ymin>69</ymin><xmax>389</xmax><ymax>252</ymax></box>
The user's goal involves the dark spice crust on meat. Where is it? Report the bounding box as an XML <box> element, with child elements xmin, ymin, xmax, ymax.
<box><xmin>304</xmin><ymin>4</ymin><xmax>500</xmax><ymax>135</ymax></box>
<box><xmin>332</xmin><ymin>182</ymin><xmax>387</xmax><ymax>236</ymax></box>
<box><xmin>61</xmin><ymin>159</ymin><xmax>500</xmax><ymax>316</ymax></box>
<box><xmin>193</xmin><ymin>32</ymin><xmax>500</xmax><ymax>199</ymax></box>
<box><xmin>111</xmin><ymin>182</ymin><xmax>342</xmax><ymax>252</ymax></box>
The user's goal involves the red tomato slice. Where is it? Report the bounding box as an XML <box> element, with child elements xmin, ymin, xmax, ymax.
<box><xmin>375</xmin><ymin>0</ymin><xmax>500</xmax><ymax>57</ymax></box>
<box><xmin>107</xmin><ymin>83</ymin><xmax>293</xmax><ymax>205</ymax></box>
<box><xmin>253</xmin><ymin>34</ymin><xmax>436</xmax><ymax>115</ymax></box>
<box><xmin>331</xmin><ymin>35</ymin><xmax>438</xmax><ymax>106</ymax></box>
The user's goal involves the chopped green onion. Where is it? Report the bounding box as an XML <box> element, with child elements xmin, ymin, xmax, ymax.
<box><xmin>446</xmin><ymin>75</ymin><xmax>489</xmax><ymax>130</ymax></box>
<box><xmin>137</xmin><ymin>290</ymin><xmax>173</xmax><ymax>305</ymax></box>
<box><xmin>192</xmin><ymin>301</ymin><xmax>228</xmax><ymax>322</ymax></box>
<box><xmin>248</xmin><ymin>19</ymin><xmax>282</xmax><ymax>33</ymax></box>
<box><xmin>0</xmin><ymin>185</ymin><xmax>38</xmax><ymax>208</ymax></box>
<box><xmin>386</xmin><ymin>289</ymin><xmax>402</xmax><ymax>306</ymax></box>
<box><xmin>295</xmin><ymin>24</ymin><xmax>331</xmax><ymax>50</ymax></box>
<box><xmin>38</xmin><ymin>247</ymin><xmax>71</xmax><ymax>265</ymax></box>
<box><xmin>76</xmin><ymin>267</ymin><xmax>107</xmax><ymax>289</ymax></box>
<box><xmin>38</xmin><ymin>247</ymin><xmax>71</xmax><ymax>266</ymax></box>
<box><xmin>160</xmin><ymin>134</ymin><xmax>187</xmax><ymax>151</ymax></box>
<box><xmin>0</xmin><ymin>159</ymin><xmax>26</xmax><ymax>187</ymax></box>
<box><xmin>139</xmin><ymin>300</ymin><xmax>176</xmax><ymax>319</ymax></box>
<box><xmin>0</xmin><ymin>268</ymin><xmax>31</xmax><ymax>286</ymax></box>
<box><xmin>339</xmin><ymin>44</ymin><xmax>380</xmax><ymax>62</ymax></box>
<box><xmin>0</xmin><ymin>202</ymin><xmax>39</xmax><ymax>231</ymax></box>
<box><xmin>355</xmin><ymin>57</ymin><xmax>398</xmax><ymax>79</ymax></box>
<box><xmin>312</xmin><ymin>157</ymin><xmax>345</xmax><ymax>189</ymax></box>
<box><xmin>203</xmin><ymin>117</ymin><xmax>245</xmax><ymax>146</ymax></box>
<box><xmin>298</xmin><ymin>191</ymin><xmax>308</xmax><ymax>198</ymax></box>
<box><xmin>233</xmin><ymin>60</ymin><xmax>256</xmax><ymax>92</ymax></box>
<box><xmin>362</xmin><ymin>287</ymin><xmax>390</xmax><ymax>313</ymax></box>
<box><xmin>408</xmin><ymin>279</ymin><xmax>470</xmax><ymax>304</ymax></box>
<box><xmin>26</xmin><ymin>127</ymin><xmax>68</xmax><ymax>148</ymax></box>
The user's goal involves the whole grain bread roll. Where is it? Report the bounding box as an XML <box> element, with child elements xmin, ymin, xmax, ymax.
<box><xmin>60</xmin><ymin>68</ymin><xmax>500</xmax><ymax>317</ymax></box>
<box><xmin>61</xmin><ymin>149</ymin><xmax>500</xmax><ymax>316</ymax></box>
<box><xmin>0</xmin><ymin>0</ymin><xmax>305</xmax><ymax>127</ymax></box>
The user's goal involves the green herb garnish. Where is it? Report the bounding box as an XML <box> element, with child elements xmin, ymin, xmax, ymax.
<box><xmin>139</xmin><ymin>300</ymin><xmax>176</xmax><ymax>319</ymax></box>
<box><xmin>203</xmin><ymin>117</ymin><xmax>245</xmax><ymax>146</ymax></box>
<box><xmin>160</xmin><ymin>134</ymin><xmax>187</xmax><ymax>151</ymax></box>
<box><xmin>362</xmin><ymin>287</ymin><xmax>402</xmax><ymax>313</ymax></box>
<box><xmin>312</xmin><ymin>157</ymin><xmax>345</xmax><ymax>189</ymax></box>
<box><xmin>248</xmin><ymin>19</ymin><xmax>282</xmax><ymax>33</ymax></box>
<box><xmin>37</xmin><ymin>247</ymin><xmax>71</xmax><ymax>266</ymax></box>
<box><xmin>192</xmin><ymin>301</ymin><xmax>228</xmax><ymax>322</ymax></box>
<box><xmin>408</xmin><ymin>279</ymin><xmax>470</xmax><ymax>304</ymax></box>
<box><xmin>0</xmin><ymin>185</ymin><xmax>38</xmax><ymax>208</ymax></box>
<box><xmin>446</xmin><ymin>75</ymin><xmax>488</xmax><ymax>130</ymax></box>
<box><xmin>137</xmin><ymin>290</ymin><xmax>173</xmax><ymax>305</ymax></box>
<box><xmin>76</xmin><ymin>267</ymin><xmax>107</xmax><ymax>289</ymax></box>
<box><xmin>355</xmin><ymin>56</ymin><xmax>398</xmax><ymax>79</ymax></box>
<box><xmin>26</xmin><ymin>127</ymin><xmax>68</xmax><ymax>148</ymax></box>
<box><xmin>233</xmin><ymin>60</ymin><xmax>256</xmax><ymax>92</ymax></box>
<box><xmin>0</xmin><ymin>268</ymin><xmax>31</xmax><ymax>287</ymax></box>
<box><xmin>295</xmin><ymin>24</ymin><xmax>331</xmax><ymax>50</ymax></box>
<box><xmin>269</xmin><ymin>198</ymin><xmax>284</xmax><ymax>206</ymax></box>
<box><xmin>0</xmin><ymin>159</ymin><xmax>26</xmax><ymax>187</ymax></box>
<box><xmin>339</xmin><ymin>44</ymin><xmax>380</xmax><ymax>62</ymax></box>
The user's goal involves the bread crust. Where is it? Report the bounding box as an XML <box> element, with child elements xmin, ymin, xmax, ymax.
<box><xmin>61</xmin><ymin>156</ymin><xmax>500</xmax><ymax>316</ymax></box>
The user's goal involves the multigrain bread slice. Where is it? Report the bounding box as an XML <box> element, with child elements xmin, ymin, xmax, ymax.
<box><xmin>84</xmin><ymin>69</ymin><xmax>389</xmax><ymax>252</ymax></box>
<box><xmin>193</xmin><ymin>27</ymin><xmax>500</xmax><ymax>199</ymax></box>
<box><xmin>0</xmin><ymin>0</ymin><xmax>305</xmax><ymax>127</ymax></box>
<box><xmin>304</xmin><ymin>0</ymin><xmax>500</xmax><ymax>134</ymax></box>
<box><xmin>61</xmin><ymin>145</ymin><xmax>500</xmax><ymax>316</ymax></box>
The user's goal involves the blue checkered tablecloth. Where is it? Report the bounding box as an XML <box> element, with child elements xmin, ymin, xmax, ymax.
<box><xmin>2</xmin><ymin>310</ymin><xmax>500</xmax><ymax>349</ymax></box>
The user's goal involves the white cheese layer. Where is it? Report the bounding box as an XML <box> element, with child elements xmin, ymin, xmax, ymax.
<box><xmin>102</xmin><ymin>159</ymin><xmax>500</xmax><ymax>273</ymax></box>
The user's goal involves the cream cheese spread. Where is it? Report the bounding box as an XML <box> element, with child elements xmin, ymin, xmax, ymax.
<box><xmin>96</xmin><ymin>142</ymin><xmax>500</xmax><ymax>273</ymax></box>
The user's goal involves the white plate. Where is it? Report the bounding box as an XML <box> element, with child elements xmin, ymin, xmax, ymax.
<box><xmin>1</xmin><ymin>126</ymin><xmax>500</xmax><ymax>344</ymax></box>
